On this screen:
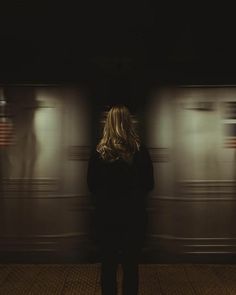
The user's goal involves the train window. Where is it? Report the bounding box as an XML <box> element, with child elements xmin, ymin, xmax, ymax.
<box><xmin>223</xmin><ymin>101</ymin><xmax>236</xmax><ymax>148</ymax></box>
<box><xmin>224</xmin><ymin>123</ymin><xmax>236</xmax><ymax>136</ymax></box>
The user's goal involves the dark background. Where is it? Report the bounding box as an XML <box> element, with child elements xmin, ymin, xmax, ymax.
<box><xmin>0</xmin><ymin>3</ymin><xmax>236</xmax><ymax>108</ymax></box>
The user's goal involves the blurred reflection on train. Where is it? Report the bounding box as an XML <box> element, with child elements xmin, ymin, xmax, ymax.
<box><xmin>0</xmin><ymin>85</ymin><xmax>236</xmax><ymax>263</ymax></box>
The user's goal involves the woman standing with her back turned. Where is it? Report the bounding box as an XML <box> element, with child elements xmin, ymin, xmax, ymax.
<box><xmin>87</xmin><ymin>105</ymin><xmax>154</xmax><ymax>295</ymax></box>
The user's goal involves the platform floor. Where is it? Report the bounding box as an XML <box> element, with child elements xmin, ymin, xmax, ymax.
<box><xmin>0</xmin><ymin>263</ymin><xmax>236</xmax><ymax>294</ymax></box>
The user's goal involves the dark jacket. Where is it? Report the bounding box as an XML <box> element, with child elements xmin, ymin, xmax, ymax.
<box><xmin>87</xmin><ymin>144</ymin><xmax>154</xmax><ymax>247</ymax></box>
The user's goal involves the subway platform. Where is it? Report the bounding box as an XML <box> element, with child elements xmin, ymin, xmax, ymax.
<box><xmin>0</xmin><ymin>263</ymin><xmax>236</xmax><ymax>294</ymax></box>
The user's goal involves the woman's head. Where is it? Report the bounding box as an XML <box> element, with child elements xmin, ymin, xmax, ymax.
<box><xmin>96</xmin><ymin>104</ymin><xmax>141</xmax><ymax>162</ymax></box>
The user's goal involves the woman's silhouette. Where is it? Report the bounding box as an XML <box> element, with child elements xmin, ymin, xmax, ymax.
<box><xmin>87</xmin><ymin>105</ymin><xmax>154</xmax><ymax>295</ymax></box>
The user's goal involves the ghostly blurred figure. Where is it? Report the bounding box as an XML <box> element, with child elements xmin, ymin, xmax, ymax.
<box><xmin>87</xmin><ymin>105</ymin><xmax>154</xmax><ymax>295</ymax></box>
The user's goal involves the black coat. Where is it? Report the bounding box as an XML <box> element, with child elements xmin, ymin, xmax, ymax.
<box><xmin>87</xmin><ymin>144</ymin><xmax>154</xmax><ymax>248</ymax></box>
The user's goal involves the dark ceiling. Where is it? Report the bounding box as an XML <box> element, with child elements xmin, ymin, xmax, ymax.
<box><xmin>0</xmin><ymin>3</ymin><xmax>236</xmax><ymax>85</ymax></box>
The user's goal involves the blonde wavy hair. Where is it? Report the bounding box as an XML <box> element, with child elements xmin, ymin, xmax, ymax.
<box><xmin>96</xmin><ymin>105</ymin><xmax>141</xmax><ymax>162</ymax></box>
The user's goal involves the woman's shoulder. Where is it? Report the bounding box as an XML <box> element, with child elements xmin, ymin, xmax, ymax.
<box><xmin>136</xmin><ymin>143</ymin><xmax>149</xmax><ymax>154</ymax></box>
<box><xmin>89</xmin><ymin>146</ymin><xmax>102</xmax><ymax>161</ymax></box>
<box><xmin>134</xmin><ymin>143</ymin><xmax>151</xmax><ymax>162</ymax></box>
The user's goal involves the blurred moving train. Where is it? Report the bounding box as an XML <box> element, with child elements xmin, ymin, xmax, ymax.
<box><xmin>0</xmin><ymin>85</ymin><xmax>236</xmax><ymax>263</ymax></box>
